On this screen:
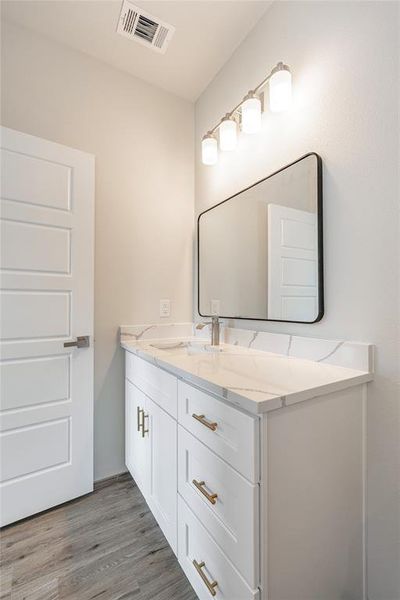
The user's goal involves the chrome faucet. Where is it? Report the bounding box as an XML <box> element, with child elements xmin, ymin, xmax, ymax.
<box><xmin>196</xmin><ymin>316</ymin><xmax>220</xmax><ymax>346</ymax></box>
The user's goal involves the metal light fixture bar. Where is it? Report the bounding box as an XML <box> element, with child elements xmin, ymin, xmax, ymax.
<box><xmin>206</xmin><ymin>62</ymin><xmax>290</xmax><ymax>137</ymax></box>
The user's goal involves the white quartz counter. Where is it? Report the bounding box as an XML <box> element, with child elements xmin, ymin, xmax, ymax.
<box><xmin>121</xmin><ymin>337</ymin><xmax>373</xmax><ymax>414</ymax></box>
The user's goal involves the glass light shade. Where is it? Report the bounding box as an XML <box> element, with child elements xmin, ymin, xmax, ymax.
<box><xmin>219</xmin><ymin>117</ymin><xmax>237</xmax><ymax>151</ymax></box>
<box><xmin>269</xmin><ymin>68</ymin><xmax>292</xmax><ymax>112</ymax></box>
<box><xmin>201</xmin><ymin>135</ymin><xmax>218</xmax><ymax>166</ymax></box>
<box><xmin>241</xmin><ymin>96</ymin><xmax>262</xmax><ymax>134</ymax></box>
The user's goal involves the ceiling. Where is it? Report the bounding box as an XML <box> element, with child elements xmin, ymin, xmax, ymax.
<box><xmin>1</xmin><ymin>0</ymin><xmax>271</xmax><ymax>101</ymax></box>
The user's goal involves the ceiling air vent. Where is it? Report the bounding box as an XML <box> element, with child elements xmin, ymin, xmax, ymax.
<box><xmin>117</xmin><ymin>1</ymin><xmax>175</xmax><ymax>54</ymax></box>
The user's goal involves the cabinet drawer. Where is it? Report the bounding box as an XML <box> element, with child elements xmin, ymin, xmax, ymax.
<box><xmin>178</xmin><ymin>381</ymin><xmax>258</xmax><ymax>482</ymax></box>
<box><xmin>178</xmin><ymin>426</ymin><xmax>259</xmax><ymax>587</ymax></box>
<box><xmin>125</xmin><ymin>352</ymin><xmax>177</xmax><ymax>418</ymax></box>
<box><xmin>178</xmin><ymin>496</ymin><xmax>259</xmax><ymax>600</ymax></box>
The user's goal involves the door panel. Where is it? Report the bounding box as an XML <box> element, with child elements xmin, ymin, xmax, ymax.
<box><xmin>1</xmin><ymin>290</ymin><xmax>71</xmax><ymax>339</ymax></box>
<box><xmin>1</xmin><ymin>219</ymin><xmax>70</xmax><ymax>273</ymax></box>
<box><xmin>1</xmin><ymin>418</ymin><xmax>70</xmax><ymax>482</ymax></box>
<box><xmin>1</xmin><ymin>148</ymin><xmax>71</xmax><ymax>209</ymax></box>
<box><xmin>0</xmin><ymin>127</ymin><xmax>94</xmax><ymax>526</ymax></box>
<box><xmin>1</xmin><ymin>355</ymin><xmax>70</xmax><ymax>410</ymax></box>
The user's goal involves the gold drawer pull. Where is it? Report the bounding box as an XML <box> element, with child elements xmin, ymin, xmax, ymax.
<box><xmin>192</xmin><ymin>479</ymin><xmax>218</xmax><ymax>505</ymax></box>
<box><xmin>137</xmin><ymin>406</ymin><xmax>144</xmax><ymax>431</ymax></box>
<box><xmin>193</xmin><ymin>559</ymin><xmax>218</xmax><ymax>596</ymax></box>
<box><xmin>192</xmin><ymin>413</ymin><xmax>217</xmax><ymax>431</ymax></box>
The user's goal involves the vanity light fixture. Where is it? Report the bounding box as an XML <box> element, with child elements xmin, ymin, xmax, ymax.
<box><xmin>219</xmin><ymin>114</ymin><xmax>238</xmax><ymax>151</ymax></box>
<box><xmin>201</xmin><ymin>61</ymin><xmax>292</xmax><ymax>165</ymax></box>
<box><xmin>269</xmin><ymin>63</ymin><xmax>292</xmax><ymax>112</ymax></box>
<box><xmin>201</xmin><ymin>133</ymin><xmax>218</xmax><ymax>166</ymax></box>
<box><xmin>241</xmin><ymin>92</ymin><xmax>262</xmax><ymax>134</ymax></box>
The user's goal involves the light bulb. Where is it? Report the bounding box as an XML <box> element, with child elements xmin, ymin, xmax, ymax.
<box><xmin>219</xmin><ymin>115</ymin><xmax>237</xmax><ymax>151</ymax></box>
<box><xmin>201</xmin><ymin>133</ymin><xmax>218</xmax><ymax>166</ymax></box>
<box><xmin>269</xmin><ymin>63</ymin><xmax>292</xmax><ymax>113</ymax></box>
<box><xmin>241</xmin><ymin>93</ymin><xmax>262</xmax><ymax>134</ymax></box>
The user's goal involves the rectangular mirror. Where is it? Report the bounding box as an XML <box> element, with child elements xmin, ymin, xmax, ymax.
<box><xmin>198</xmin><ymin>153</ymin><xmax>323</xmax><ymax>323</ymax></box>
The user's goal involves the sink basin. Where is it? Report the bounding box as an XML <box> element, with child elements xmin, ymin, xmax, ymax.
<box><xmin>149</xmin><ymin>341</ymin><xmax>223</xmax><ymax>355</ymax></box>
<box><xmin>150</xmin><ymin>341</ymin><xmax>187</xmax><ymax>350</ymax></box>
<box><xmin>186</xmin><ymin>343</ymin><xmax>223</xmax><ymax>355</ymax></box>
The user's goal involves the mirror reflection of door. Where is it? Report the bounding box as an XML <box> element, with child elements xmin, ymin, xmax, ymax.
<box><xmin>267</xmin><ymin>204</ymin><xmax>317</xmax><ymax>321</ymax></box>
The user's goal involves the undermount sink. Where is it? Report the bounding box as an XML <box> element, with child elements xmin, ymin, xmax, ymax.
<box><xmin>149</xmin><ymin>341</ymin><xmax>223</xmax><ymax>355</ymax></box>
<box><xmin>187</xmin><ymin>343</ymin><xmax>223</xmax><ymax>355</ymax></box>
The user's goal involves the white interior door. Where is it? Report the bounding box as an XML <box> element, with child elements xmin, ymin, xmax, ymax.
<box><xmin>268</xmin><ymin>204</ymin><xmax>318</xmax><ymax>321</ymax></box>
<box><xmin>0</xmin><ymin>127</ymin><xmax>94</xmax><ymax>526</ymax></box>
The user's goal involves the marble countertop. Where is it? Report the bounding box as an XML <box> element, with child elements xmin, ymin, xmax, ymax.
<box><xmin>121</xmin><ymin>337</ymin><xmax>373</xmax><ymax>414</ymax></box>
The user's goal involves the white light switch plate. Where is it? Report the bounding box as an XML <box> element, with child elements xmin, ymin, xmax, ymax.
<box><xmin>159</xmin><ymin>299</ymin><xmax>170</xmax><ymax>318</ymax></box>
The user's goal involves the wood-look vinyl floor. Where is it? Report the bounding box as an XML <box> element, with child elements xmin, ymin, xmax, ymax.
<box><xmin>0</xmin><ymin>473</ymin><xmax>197</xmax><ymax>600</ymax></box>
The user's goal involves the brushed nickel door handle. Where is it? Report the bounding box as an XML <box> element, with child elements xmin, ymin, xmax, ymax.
<box><xmin>192</xmin><ymin>413</ymin><xmax>217</xmax><ymax>431</ymax></box>
<box><xmin>193</xmin><ymin>560</ymin><xmax>218</xmax><ymax>596</ymax></box>
<box><xmin>192</xmin><ymin>479</ymin><xmax>218</xmax><ymax>505</ymax></box>
<box><xmin>63</xmin><ymin>335</ymin><xmax>90</xmax><ymax>348</ymax></box>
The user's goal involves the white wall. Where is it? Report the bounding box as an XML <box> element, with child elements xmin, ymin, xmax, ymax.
<box><xmin>1</xmin><ymin>20</ymin><xmax>194</xmax><ymax>481</ymax></box>
<box><xmin>195</xmin><ymin>2</ymin><xmax>399</xmax><ymax>598</ymax></box>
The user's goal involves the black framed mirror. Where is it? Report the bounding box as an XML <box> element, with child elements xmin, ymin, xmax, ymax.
<box><xmin>198</xmin><ymin>153</ymin><xmax>323</xmax><ymax>323</ymax></box>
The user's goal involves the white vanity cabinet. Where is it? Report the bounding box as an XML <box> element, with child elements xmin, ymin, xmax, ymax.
<box><xmin>125</xmin><ymin>351</ymin><xmax>259</xmax><ymax>597</ymax></box>
<box><xmin>124</xmin><ymin>348</ymin><xmax>366</xmax><ymax>600</ymax></box>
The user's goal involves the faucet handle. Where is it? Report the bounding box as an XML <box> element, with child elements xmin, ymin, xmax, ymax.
<box><xmin>196</xmin><ymin>317</ymin><xmax>220</xmax><ymax>330</ymax></box>
<box><xmin>195</xmin><ymin>321</ymin><xmax>211</xmax><ymax>330</ymax></box>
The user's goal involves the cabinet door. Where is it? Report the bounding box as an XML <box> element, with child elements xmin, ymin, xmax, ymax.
<box><xmin>146</xmin><ymin>397</ymin><xmax>177</xmax><ymax>554</ymax></box>
<box><xmin>125</xmin><ymin>378</ymin><xmax>134</xmax><ymax>475</ymax></box>
<box><xmin>125</xmin><ymin>379</ymin><xmax>149</xmax><ymax>496</ymax></box>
